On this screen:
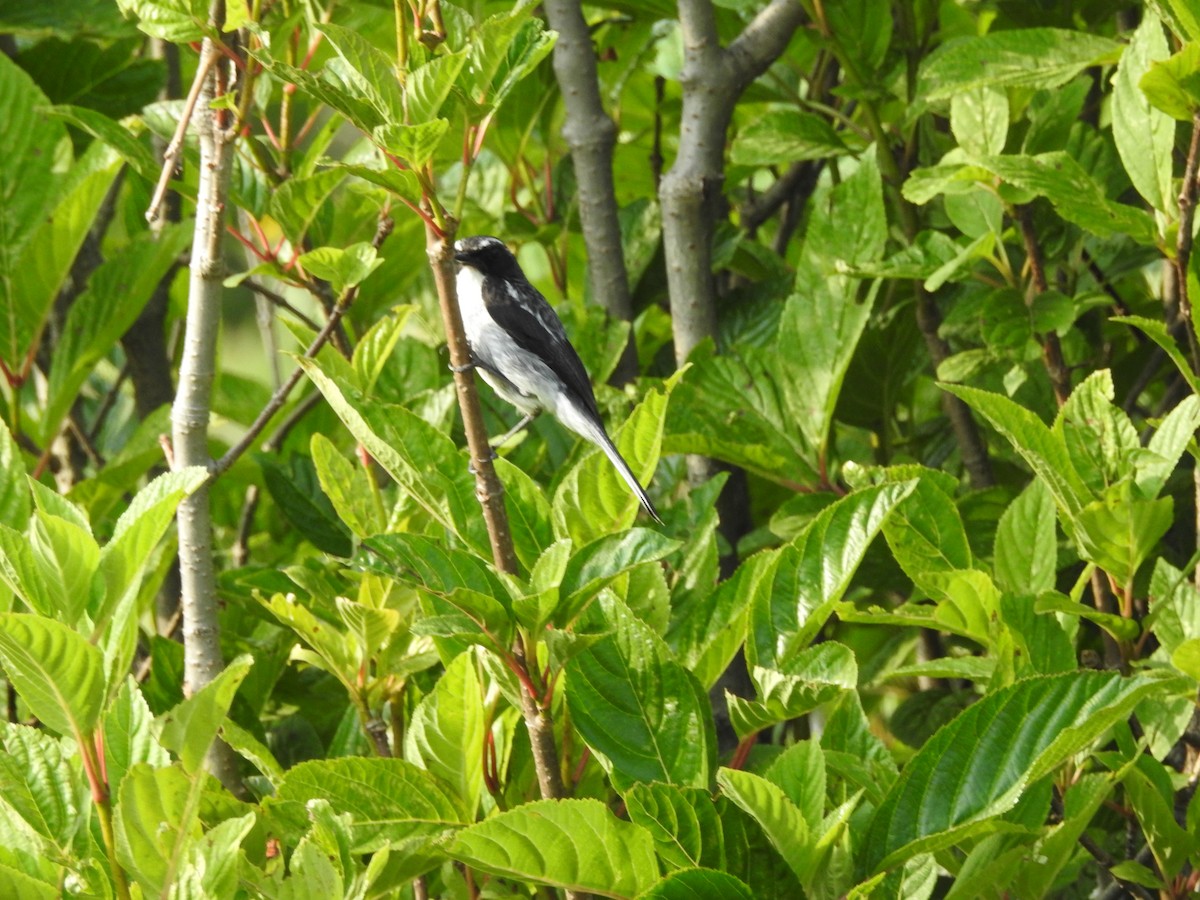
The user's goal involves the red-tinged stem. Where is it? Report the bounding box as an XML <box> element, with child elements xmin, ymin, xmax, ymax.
<box><xmin>729</xmin><ymin>733</ymin><xmax>757</xmax><ymax>770</ymax></box>
<box><xmin>225</xmin><ymin>225</ymin><xmax>270</xmax><ymax>261</ymax></box>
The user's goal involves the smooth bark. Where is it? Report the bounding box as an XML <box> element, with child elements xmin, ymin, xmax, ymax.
<box><xmin>544</xmin><ymin>0</ymin><xmax>637</xmax><ymax>383</ymax></box>
<box><xmin>170</xmin><ymin>29</ymin><xmax>239</xmax><ymax>788</ymax></box>
<box><xmin>659</xmin><ymin>0</ymin><xmax>804</xmax><ymax>481</ymax></box>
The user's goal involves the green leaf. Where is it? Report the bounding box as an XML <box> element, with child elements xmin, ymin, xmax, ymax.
<box><xmin>104</xmin><ymin>677</ymin><xmax>169</xmax><ymax>800</ymax></box>
<box><xmin>114</xmin><ymin>0</ymin><xmax>207</xmax><ymax>41</ymax></box>
<box><xmin>0</xmin><ymin>420</ymin><xmax>29</xmax><ymax>533</ymax></box>
<box><xmin>765</xmin><ymin>740</ymin><xmax>826</xmax><ymax>831</ymax></box>
<box><xmin>666</xmin><ymin>347</ymin><xmax>816</xmax><ymax>484</ymax></box>
<box><xmin>300</xmin><ymin>361</ymin><xmax>485</xmax><ymax>551</ymax></box>
<box><xmin>494</xmin><ymin>457</ymin><xmax>553</xmax><ymax>572</ymax></box>
<box><xmin>269</xmin><ymin>169</ymin><xmax>345</xmax><ymax>246</ymax></box>
<box><xmin>155</xmin><ymin>655</ymin><xmax>252</xmax><ymax>775</ymax></box>
<box><xmin>1172</xmin><ymin>637</ymin><xmax>1200</xmax><ymax>680</ymax></box>
<box><xmin>783</xmin><ymin>152</ymin><xmax>886</xmax><ymax>460</ymax></box>
<box><xmin>259</xmin><ymin>453</ymin><xmax>353</xmax><ymax>557</ymax></box>
<box><xmin>916</xmin><ymin>29</ymin><xmax>1121</xmax><ymax>100</ymax></box>
<box><xmin>942</xmin><ymin>382</ymin><xmax>1089</xmax><ymax>518</ymax></box>
<box><xmin>270</xmin><ymin>757</ymin><xmax>467</xmax><ymax>852</ymax></box>
<box><xmin>43</xmin><ymin>104</ymin><xmax>158</xmax><ymax>179</ymax></box>
<box><xmin>638</xmin><ymin>868</ymin><xmax>754</xmax><ymax>899</ymax></box>
<box><xmin>950</xmin><ymin>87</ymin><xmax>1008</xmax><ymax>156</ymax></box>
<box><xmin>257</xmin><ymin>592</ymin><xmax>358</xmax><ymax>688</ymax></box>
<box><xmin>337</xmin><ymin>163</ymin><xmax>424</xmax><ymax>206</ymax></box>
<box><xmin>472</xmin><ymin>10</ymin><xmax>556</xmax><ymax>113</ymax></box>
<box><xmin>1123</xmin><ymin>762</ymin><xmax>1198</xmax><ymax>878</ymax></box>
<box><xmin>1139</xmin><ymin>395</ymin><xmax>1200</xmax><ymax>499</ymax></box>
<box><xmin>749</xmin><ymin>482</ymin><xmax>915</xmax><ymax>669</ymax></box>
<box><xmin>43</xmin><ymin>223</ymin><xmax>191</xmax><ymax>445</ymax></box>
<box><xmin>0</xmin><ymin>722</ymin><xmax>84</xmax><ymax>852</ymax></box>
<box><xmin>98</xmin><ymin>466</ymin><xmax>208</xmax><ymax>627</ymax></box>
<box><xmin>316</xmin><ymin>23</ymin><xmax>405</xmax><ymax>123</ymax></box>
<box><xmin>717</xmin><ymin>768</ymin><xmax>815</xmax><ymax>885</ymax></box>
<box><xmin>1112</xmin><ymin>315</ymin><xmax>1200</xmax><ymax>393</ymax></box>
<box><xmin>404</xmin><ymin>649</ymin><xmax>485</xmax><ymax>816</ymax></box>
<box><xmin>176</xmin><ymin>812</ymin><xmax>256</xmax><ymax>899</ymax></box>
<box><xmin>624</xmin><ymin>783</ymin><xmax>727</xmax><ymax>871</ymax></box>
<box><xmin>994</xmin><ymin>478</ymin><xmax>1057</xmax><ymax>595</ymax></box>
<box><xmin>566</xmin><ymin>595</ymin><xmax>715</xmax><ymax>790</ymax></box>
<box><xmin>114</xmin><ymin>762</ymin><xmax>195</xmax><ymax>896</ymax></box>
<box><xmin>362</xmin><ymin>533</ymin><xmax>512</xmax><ymax>639</ymax></box>
<box><xmin>1054</xmin><ymin>370</ymin><xmax>1139</xmax><ymax>495</ymax></box>
<box><xmin>730</xmin><ymin>109</ymin><xmax>848</xmax><ymax>166</ymax></box>
<box><xmin>448</xmin><ymin>798</ymin><xmax>659</xmax><ymax>898</ymax></box>
<box><xmin>728</xmin><ymin>644</ymin><xmax>857</xmax><ymax>740</ymax></box>
<box><xmin>0</xmin><ymin>613</ymin><xmax>105</xmax><ymax>739</ymax></box>
<box><xmin>405</xmin><ymin>50</ymin><xmax>467</xmax><ymax>122</ymax></box>
<box><xmin>1011</xmin><ymin>773</ymin><xmax>1114</xmax><ymax>898</ymax></box>
<box><xmin>1147</xmin><ymin>0</ymin><xmax>1200</xmax><ymax>41</ymax></box>
<box><xmin>310</xmin><ymin>433</ymin><xmax>385</xmax><ymax>539</ymax></box>
<box><xmin>373</xmin><ymin>120</ymin><xmax>451</xmax><ymax>168</ymax></box>
<box><xmin>29</xmin><ymin>510</ymin><xmax>100</xmax><ymax>623</ymax></box>
<box><xmin>1113</xmin><ymin>12</ymin><xmax>1174</xmax><ymax>214</ymax></box>
<box><xmin>219</xmin><ymin>719</ymin><xmax>285</xmax><ymax>786</ymax></box>
<box><xmin>1073</xmin><ymin>483</ymin><xmax>1172</xmax><ymax>586</ymax></box>
<box><xmin>973</xmin><ymin>152</ymin><xmax>1156</xmax><ymax>244</ymax></box>
<box><xmin>0</xmin><ymin>58</ymin><xmax>66</xmax><ymax>358</ymax></box>
<box><xmin>1140</xmin><ymin>41</ymin><xmax>1200</xmax><ymax>121</ymax></box>
<box><xmin>557</xmin><ymin>528</ymin><xmax>680</xmax><ymax>627</ymax></box>
<box><xmin>297</xmin><ymin>242</ymin><xmax>383</xmax><ymax>297</ymax></box>
<box><xmin>853</xmin><ymin>465</ymin><xmax>973</xmax><ymax>592</ymax></box>
<box><xmin>3</xmin><ymin>66</ymin><xmax>120</xmax><ymax>371</ymax></box>
<box><xmin>860</xmin><ymin>671</ymin><xmax>1182</xmax><ymax>874</ymax></box>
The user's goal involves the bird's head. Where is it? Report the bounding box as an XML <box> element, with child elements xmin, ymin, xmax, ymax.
<box><xmin>454</xmin><ymin>235</ymin><xmax>524</xmax><ymax>280</ymax></box>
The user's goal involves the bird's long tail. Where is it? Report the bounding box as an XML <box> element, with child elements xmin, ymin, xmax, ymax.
<box><xmin>595</xmin><ymin>431</ymin><xmax>664</xmax><ymax>525</ymax></box>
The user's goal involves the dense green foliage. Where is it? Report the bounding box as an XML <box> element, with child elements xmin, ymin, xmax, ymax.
<box><xmin>1</xmin><ymin>0</ymin><xmax>1199</xmax><ymax>897</ymax></box>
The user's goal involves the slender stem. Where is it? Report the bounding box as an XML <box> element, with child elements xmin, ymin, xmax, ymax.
<box><xmin>1016</xmin><ymin>205</ymin><xmax>1071</xmax><ymax>405</ymax></box>
<box><xmin>147</xmin><ymin>44</ymin><xmax>219</xmax><ymax>224</ymax></box>
<box><xmin>81</xmin><ymin>733</ymin><xmax>130</xmax><ymax>900</ymax></box>
<box><xmin>210</xmin><ymin>217</ymin><xmax>393</xmax><ymax>478</ymax></box>
<box><xmin>423</xmin><ymin>218</ymin><xmax>519</xmax><ymax>573</ymax></box>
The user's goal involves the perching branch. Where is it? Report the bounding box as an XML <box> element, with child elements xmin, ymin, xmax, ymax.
<box><xmin>424</xmin><ymin>222</ymin><xmax>520</xmax><ymax>574</ymax></box>
<box><xmin>170</xmin><ymin>0</ymin><xmax>239</xmax><ymax>789</ymax></box>
<box><xmin>544</xmin><ymin>0</ymin><xmax>637</xmax><ymax>384</ymax></box>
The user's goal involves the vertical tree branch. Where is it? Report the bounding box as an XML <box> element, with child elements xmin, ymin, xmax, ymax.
<box><xmin>169</xmin><ymin>8</ymin><xmax>240</xmax><ymax>789</ymax></box>
<box><xmin>659</xmin><ymin>0</ymin><xmax>804</xmax><ymax>482</ymax></box>
<box><xmin>544</xmin><ymin>0</ymin><xmax>638</xmax><ymax>384</ymax></box>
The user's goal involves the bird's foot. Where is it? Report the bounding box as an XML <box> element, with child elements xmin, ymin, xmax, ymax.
<box><xmin>467</xmin><ymin>447</ymin><xmax>499</xmax><ymax>474</ymax></box>
<box><xmin>448</xmin><ymin>358</ymin><xmax>476</xmax><ymax>373</ymax></box>
<box><xmin>490</xmin><ymin>411</ymin><xmax>539</xmax><ymax>449</ymax></box>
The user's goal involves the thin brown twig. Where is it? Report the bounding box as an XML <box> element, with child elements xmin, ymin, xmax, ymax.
<box><xmin>146</xmin><ymin>44</ymin><xmax>219</xmax><ymax>224</ymax></box>
<box><xmin>230</xmin><ymin>389</ymin><xmax>323</xmax><ymax>565</ymax></box>
<box><xmin>1016</xmin><ymin>204</ymin><xmax>1071</xmax><ymax>406</ymax></box>
<box><xmin>210</xmin><ymin>217</ymin><xmax>393</xmax><ymax>479</ymax></box>
<box><xmin>1174</xmin><ymin>110</ymin><xmax>1200</xmax><ymax>375</ymax></box>
<box><xmin>244</xmin><ymin>280</ymin><xmax>321</xmax><ymax>330</ymax></box>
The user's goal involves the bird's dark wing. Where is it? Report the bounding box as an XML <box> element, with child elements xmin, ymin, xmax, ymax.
<box><xmin>483</xmin><ymin>277</ymin><xmax>602</xmax><ymax>421</ymax></box>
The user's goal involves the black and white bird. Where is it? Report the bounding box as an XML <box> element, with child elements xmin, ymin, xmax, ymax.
<box><xmin>453</xmin><ymin>235</ymin><xmax>662</xmax><ymax>525</ymax></box>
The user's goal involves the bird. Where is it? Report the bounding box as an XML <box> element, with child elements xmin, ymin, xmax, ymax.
<box><xmin>453</xmin><ymin>235</ymin><xmax>663</xmax><ymax>525</ymax></box>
